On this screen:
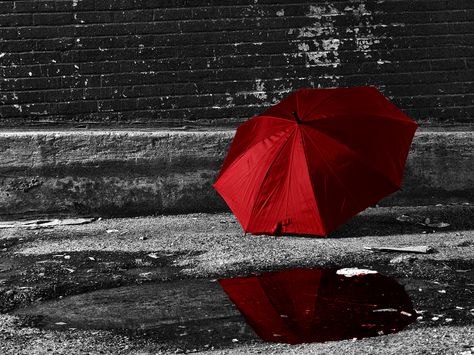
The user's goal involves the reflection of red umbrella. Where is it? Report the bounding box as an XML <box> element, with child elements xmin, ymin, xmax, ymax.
<box><xmin>219</xmin><ymin>268</ymin><xmax>416</xmax><ymax>344</ymax></box>
<box><xmin>214</xmin><ymin>87</ymin><xmax>418</xmax><ymax>236</ymax></box>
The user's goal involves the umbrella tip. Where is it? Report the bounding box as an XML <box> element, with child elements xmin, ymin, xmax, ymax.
<box><xmin>293</xmin><ymin>111</ymin><xmax>301</xmax><ymax>124</ymax></box>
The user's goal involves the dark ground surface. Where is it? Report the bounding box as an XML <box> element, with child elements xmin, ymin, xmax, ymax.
<box><xmin>0</xmin><ymin>204</ymin><xmax>473</xmax><ymax>354</ymax></box>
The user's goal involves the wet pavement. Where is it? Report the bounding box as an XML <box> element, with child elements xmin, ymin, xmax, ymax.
<box><xmin>0</xmin><ymin>204</ymin><xmax>473</xmax><ymax>354</ymax></box>
<box><xmin>11</xmin><ymin>267</ymin><xmax>417</xmax><ymax>350</ymax></box>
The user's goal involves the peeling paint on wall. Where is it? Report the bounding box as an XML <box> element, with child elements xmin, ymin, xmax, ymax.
<box><xmin>291</xmin><ymin>1</ymin><xmax>390</xmax><ymax>68</ymax></box>
<box><xmin>294</xmin><ymin>3</ymin><xmax>341</xmax><ymax>67</ymax></box>
<box><xmin>253</xmin><ymin>79</ymin><xmax>268</xmax><ymax>101</ymax></box>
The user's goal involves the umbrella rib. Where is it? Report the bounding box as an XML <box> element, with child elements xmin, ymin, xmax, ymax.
<box><xmin>301</xmin><ymin>128</ymin><xmax>359</xmax><ymax>212</ymax></box>
<box><xmin>299</xmin><ymin>129</ymin><xmax>327</xmax><ymax>234</ymax></box>
<box><xmin>217</xmin><ymin>125</ymin><xmax>294</xmax><ymax>184</ymax></box>
<box><xmin>247</xmin><ymin>128</ymin><xmax>297</xmax><ymax>231</ymax></box>
<box><xmin>257</xmin><ymin>277</ymin><xmax>295</xmax><ymax>331</ymax></box>
<box><xmin>228</xmin><ymin>117</ymin><xmax>294</xmax><ymax>169</ymax></box>
<box><xmin>283</xmin><ymin>131</ymin><xmax>296</xmax><ymax>228</ymax></box>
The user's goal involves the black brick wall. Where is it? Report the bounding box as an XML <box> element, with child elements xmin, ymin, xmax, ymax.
<box><xmin>0</xmin><ymin>0</ymin><xmax>473</xmax><ymax>127</ymax></box>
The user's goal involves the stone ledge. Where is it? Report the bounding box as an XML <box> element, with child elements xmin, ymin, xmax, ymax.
<box><xmin>0</xmin><ymin>129</ymin><xmax>472</xmax><ymax>219</ymax></box>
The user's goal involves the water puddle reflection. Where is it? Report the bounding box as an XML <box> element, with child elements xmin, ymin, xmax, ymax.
<box><xmin>219</xmin><ymin>267</ymin><xmax>416</xmax><ymax>344</ymax></box>
<box><xmin>13</xmin><ymin>267</ymin><xmax>416</xmax><ymax>350</ymax></box>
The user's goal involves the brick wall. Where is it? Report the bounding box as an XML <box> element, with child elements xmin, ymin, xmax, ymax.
<box><xmin>1</xmin><ymin>0</ymin><xmax>473</xmax><ymax>127</ymax></box>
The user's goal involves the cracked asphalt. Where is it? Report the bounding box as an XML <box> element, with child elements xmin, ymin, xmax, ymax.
<box><xmin>0</xmin><ymin>204</ymin><xmax>473</xmax><ymax>354</ymax></box>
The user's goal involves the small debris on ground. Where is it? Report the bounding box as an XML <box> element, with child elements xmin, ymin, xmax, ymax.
<box><xmin>390</xmin><ymin>255</ymin><xmax>417</xmax><ymax>264</ymax></box>
<box><xmin>396</xmin><ymin>215</ymin><xmax>450</xmax><ymax>229</ymax></box>
<box><xmin>364</xmin><ymin>246</ymin><xmax>434</xmax><ymax>254</ymax></box>
<box><xmin>0</xmin><ymin>218</ymin><xmax>96</xmax><ymax>229</ymax></box>
<box><xmin>336</xmin><ymin>268</ymin><xmax>378</xmax><ymax>277</ymax></box>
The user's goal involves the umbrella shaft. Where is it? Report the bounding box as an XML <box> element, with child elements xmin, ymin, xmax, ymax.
<box><xmin>293</xmin><ymin>111</ymin><xmax>301</xmax><ymax>124</ymax></box>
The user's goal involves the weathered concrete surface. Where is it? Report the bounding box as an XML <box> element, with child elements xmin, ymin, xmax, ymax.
<box><xmin>0</xmin><ymin>129</ymin><xmax>473</xmax><ymax>219</ymax></box>
<box><xmin>0</xmin><ymin>205</ymin><xmax>473</xmax><ymax>354</ymax></box>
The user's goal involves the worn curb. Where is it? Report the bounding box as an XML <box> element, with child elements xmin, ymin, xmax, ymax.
<box><xmin>0</xmin><ymin>129</ymin><xmax>472</xmax><ymax>219</ymax></box>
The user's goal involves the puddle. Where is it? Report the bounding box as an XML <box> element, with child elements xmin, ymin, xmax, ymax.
<box><xmin>12</xmin><ymin>268</ymin><xmax>416</xmax><ymax>350</ymax></box>
<box><xmin>0</xmin><ymin>251</ymin><xmax>187</xmax><ymax>313</ymax></box>
<box><xmin>219</xmin><ymin>268</ymin><xmax>416</xmax><ymax>344</ymax></box>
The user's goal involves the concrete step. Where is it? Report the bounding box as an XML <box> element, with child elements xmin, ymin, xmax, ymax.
<box><xmin>0</xmin><ymin>128</ymin><xmax>472</xmax><ymax>219</ymax></box>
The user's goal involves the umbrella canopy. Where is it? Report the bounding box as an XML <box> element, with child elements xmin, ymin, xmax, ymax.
<box><xmin>219</xmin><ymin>268</ymin><xmax>416</xmax><ymax>344</ymax></box>
<box><xmin>214</xmin><ymin>86</ymin><xmax>418</xmax><ymax>236</ymax></box>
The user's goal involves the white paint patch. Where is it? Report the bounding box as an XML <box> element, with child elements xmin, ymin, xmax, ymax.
<box><xmin>322</xmin><ymin>38</ymin><xmax>340</xmax><ymax>51</ymax></box>
<box><xmin>293</xmin><ymin>4</ymin><xmax>341</xmax><ymax>67</ymax></box>
<box><xmin>72</xmin><ymin>0</ymin><xmax>79</xmax><ymax>7</ymax></box>
<box><xmin>224</xmin><ymin>95</ymin><xmax>235</xmax><ymax>107</ymax></box>
<box><xmin>290</xmin><ymin>1</ymin><xmax>393</xmax><ymax>68</ymax></box>
<box><xmin>298</xmin><ymin>27</ymin><xmax>319</xmax><ymax>38</ymax></box>
<box><xmin>336</xmin><ymin>268</ymin><xmax>378</xmax><ymax>277</ymax></box>
<box><xmin>0</xmin><ymin>53</ymin><xmax>6</xmax><ymax>58</ymax></box>
<box><xmin>298</xmin><ymin>43</ymin><xmax>310</xmax><ymax>52</ymax></box>
<box><xmin>253</xmin><ymin>79</ymin><xmax>267</xmax><ymax>100</ymax></box>
<box><xmin>354</xmin><ymin>3</ymin><xmax>371</xmax><ymax>16</ymax></box>
<box><xmin>276</xmin><ymin>9</ymin><xmax>285</xmax><ymax>17</ymax></box>
<box><xmin>307</xmin><ymin>5</ymin><xmax>323</xmax><ymax>19</ymax></box>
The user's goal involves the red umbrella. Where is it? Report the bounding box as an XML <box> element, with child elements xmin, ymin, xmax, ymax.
<box><xmin>219</xmin><ymin>268</ymin><xmax>416</xmax><ymax>344</ymax></box>
<box><xmin>214</xmin><ymin>86</ymin><xmax>418</xmax><ymax>236</ymax></box>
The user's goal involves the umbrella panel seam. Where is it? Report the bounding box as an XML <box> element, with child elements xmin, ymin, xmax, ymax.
<box><xmin>217</xmin><ymin>118</ymin><xmax>294</xmax><ymax>180</ymax></box>
<box><xmin>247</xmin><ymin>128</ymin><xmax>297</xmax><ymax>232</ymax></box>
<box><xmin>303</xmin><ymin>124</ymin><xmax>404</xmax><ymax>189</ymax></box>
<box><xmin>298</xmin><ymin>127</ymin><xmax>327</xmax><ymax>235</ymax></box>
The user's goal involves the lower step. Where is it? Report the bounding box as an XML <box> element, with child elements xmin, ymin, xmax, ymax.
<box><xmin>0</xmin><ymin>128</ymin><xmax>472</xmax><ymax>219</ymax></box>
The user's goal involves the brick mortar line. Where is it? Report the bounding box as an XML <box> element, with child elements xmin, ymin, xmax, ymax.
<box><xmin>2</xmin><ymin>65</ymin><xmax>472</xmax><ymax>85</ymax></box>
<box><xmin>2</xmin><ymin>79</ymin><xmax>473</xmax><ymax>97</ymax></box>
<box><xmin>2</xmin><ymin>47</ymin><xmax>472</xmax><ymax>67</ymax></box>
<box><xmin>3</xmin><ymin>104</ymin><xmax>474</xmax><ymax>119</ymax></box>
<box><xmin>1</xmin><ymin>55</ymin><xmax>471</xmax><ymax>72</ymax></box>
<box><xmin>3</xmin><ymin>38</ymin><xmax>473</xmax><ymax>56</ymax></box>
<box><xmin>3</xmin><ymin>57</ymin><xmax>472</xmax><ymax>80</ymax></box>
<box><xmin>2</xmin><ymin>24</ymin><xmax>473</xmax><ymax>42</ymax></box>
<box><xmin>1</xmin><ymin>9</ymin><xmax>470</xmax><ymax>22</ymax></box>
<box><xmin>1</xmin><ymin>19</ymin><xmax>473</xmax><ymax>31</ymax></box>
<box><xmin>2</xmin><ymin>32</ymin><xmax>473</xmax><ymax>45</ymax></box>
<box><xmin>3</xmin><ymin>2</ymin><xmax>473</xmax><ymax>14</ymax></box>
<box><xmin>2</xmin><ymin>81</ymin><xmax>473</xmax><ymax>101</ymax></box>
<box><xmin>2</xmin><ymin>91</ymin><xmax>474</xmax><ymax>110</ymax></box>
<box><xmin>2</xmin><ymin>0</ymin><xmax>472</xmax><ymax>11</ymax></box>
